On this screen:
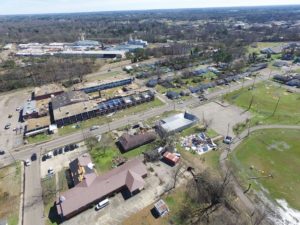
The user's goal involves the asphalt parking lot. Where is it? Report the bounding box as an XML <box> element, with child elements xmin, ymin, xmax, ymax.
<box><xmin>0</xmin><ymin>90</ymin><xmax>30</xmax><ymax>152</ymax></box>
<box><xmin>40</xmin><ymin>142</ymin><xmax>86</xmax><ymax>178</ymax></box>
<box><xmin>192</xmin><ymin>101</ymin><xmax>251</xmax><ymax>136</ymax></box>
<box><xmin>62</xmin><ymin>161</ymin><xmax>191</xmax><ymax>225</ymax></box>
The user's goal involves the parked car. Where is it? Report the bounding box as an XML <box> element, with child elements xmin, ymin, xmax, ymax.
<box><xmin>223</xmin><ymin>136</ymin><xmax>233</xmax><ymax>144</ymax></box>
<box><xmin>95</xmin><ymin>199</ymin><xmax>109</xmax><ymax>211</ymax></box>
<box><xmin>48</xmin><ymin>167</ymin><xmax>55</xmax><ymax>176</ymax></box>
<box><xmin>31</xmin><ymin>153</ymin><xmax>37</xmax><ymax>161</ymax></box>
<box><xmin>46</xmin><ymin>151</ymin><xmax>53</xmax><ymax>159</ymax></box>
<box><xmin>4</xmin><ymin>123</ymin><xmax>11</xmax><ymax>130</ymax></box>
<box><xmin>0</xmin><ymin>149</ymin><xmax>5</xmax><ymax>155</ymax></box>
<box><xmin>58</xmin><ymin>148</ymin><xmax>63</xmax><ymax>154</ymax></box>
<box><xmin>90</xmin><ymin>125</ymin><xmax>100</xmax><ymax>131</ymax></box>
<box><xmin>64</xmin><ymin>145</ymin><xmax>70</xmax><ymax>152</ymax></box>
<box><xmin>25</xmin><ymin>159</ymin><xmax>31</xmax><ymax>166</ymax></box>
<box><xmin>42</xmin><ymin>155</ymin><xmax>47</xmax><ymax>161</ymax></box>
<box><xmin>53</xmin><ymin>149</ymin><xmax>58</xmax><ymax>156</ymax></box>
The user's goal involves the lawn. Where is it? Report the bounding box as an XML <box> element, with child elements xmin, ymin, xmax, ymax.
<box><xmin>229</xmin><ymin>129</ymin><xmax>300</xmax><ymax>210</ymax></box>
<box><xmin>27</xmin><ymin>133</ymin><xmax>52</xmax><ymax>144</ymax></box>
<box><xmin>42</xmin><ymin>170</ymin><xmax>69</xmax><ymax>225</ymax></box>
<box><xmin>224</xmin><ymin>82</ymin><xmax>300</xmax><ymax>133</ymax></box>
<box><xmin>0</xmin><ymin>163</ymin><xmax>21</xmax><ymax>225</ymax></box>
<box><xmin>88</xmin><ymin>133</ymin><xmax>160</xmax><ymax>173</ymax></box>
<box><xmin>123</xmin><ymin>186</ymin><xmax>187</xmax><ymax>225</ymax></box>
<box><xmin>58</xmin><ymin>98</ymin><xmax>164</xmax><ymax>136</ymax></box>
<box><xmin>247</xmin><ymin>42</ymin><xmax>287</xmax><ymax>54</ymax></box>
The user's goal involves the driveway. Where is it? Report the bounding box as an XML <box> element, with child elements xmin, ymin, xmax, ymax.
<box><xmin>23</xmin><ymin>152</ymin><xmax>44</xmax><ymax>225</ymax></box>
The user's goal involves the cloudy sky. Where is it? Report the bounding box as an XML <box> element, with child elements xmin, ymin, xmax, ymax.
<box><xmin>0</xmin><ymin>0</ymin><xmax>299</xmax><ymax>15</ymax></box>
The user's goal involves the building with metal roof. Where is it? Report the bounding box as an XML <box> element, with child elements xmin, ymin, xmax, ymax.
<box><xmin>157</xmin><ymin>112</ymin><xmax>198</xmax><ymax>137</ymax></box>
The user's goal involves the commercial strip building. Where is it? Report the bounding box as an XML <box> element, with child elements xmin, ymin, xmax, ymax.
<box><xmin>73</xmin><ymin>78</ymin><xmax>134</xmax><ymax>94</ymax></box>
<box><xmin>156</xmin><ymin>112</ymin><xmax>199</xmax><ymax>137</ymax></box>
<box><xmin>56</xmin><ymin>156</ymin><xmax>147</xmax><ymax>219</ymax></box>
<box><xmin>51</xmin><ymin>90</ymin><xmax>155</xmax><ymax>127</ymax></box>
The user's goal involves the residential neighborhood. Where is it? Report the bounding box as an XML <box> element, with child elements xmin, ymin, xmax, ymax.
<box><xmin>1</xmin><ymin>3</ymin><xmax>300</xmax><ymax>225</ymax></box>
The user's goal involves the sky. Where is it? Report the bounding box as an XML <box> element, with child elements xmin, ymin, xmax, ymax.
<box><xmin>0</xmin><ymin>0</ymin><xmax>299</xmax><ymax>15</ymax></box>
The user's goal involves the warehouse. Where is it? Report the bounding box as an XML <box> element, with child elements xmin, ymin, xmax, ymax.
<box><xmin>52</xmin><ymin>90</ymin><xmax>155</xmax><ymax>127</ymax></box>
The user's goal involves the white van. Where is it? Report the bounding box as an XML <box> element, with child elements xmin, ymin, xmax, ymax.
<box><xmin>95</xmin><ymin>199</ymin><xmax>109</xmax><ymax>211</ymax></box>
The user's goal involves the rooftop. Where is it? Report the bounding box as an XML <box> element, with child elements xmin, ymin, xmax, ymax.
<box><xmin>118</xmin><ymin>132</ymin><xmax>157</xmax><ymax>151</ymax></box>
<box><xmin>52</xmin><ymin>91</ymin><xmax>89</xmax><ymax>109</ymax></box>
<box><xmin>159</xmin><ymin>112</ymin><xmax>198</xmax><ymax>134</ymax></box>
<box><xmin>57</xmin><ymin>157</ymin><xmax>147</xmax><ymax>218</ymax></box>
<box><xmin>53</xmin><ymin>100</ymin><xmax>98</xmax><ymax>121</ymax></box>
<box><xmin>26</xmin><ymin>116</ymin><xmax>51</xmax><ymax>131</ymax></box>
<box><xmin>22</xmin><ymin>100</ymin><xmax>37</xmax><ymax>117</ymax></box>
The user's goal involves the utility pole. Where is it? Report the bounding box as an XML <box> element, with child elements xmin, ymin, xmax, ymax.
<box><xmin>272</xmin><ymin>96</ymin><xmax>281</xmax><ymax>116</ymax></box>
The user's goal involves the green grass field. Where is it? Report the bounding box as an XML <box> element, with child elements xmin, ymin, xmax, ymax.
<box><xmin>224</xmin><ymin>82</ymin><xmax>300</xmax><ymax>132</ymax></box>
<box><xmin>247</xmin><ymin>42</ymin><xmax>287</xmax><ymax>54</ymax></box>
<box><xmin>230</xmin><ymin>129</ymin><xmax>300</xmax><ymax>210</ymax></box>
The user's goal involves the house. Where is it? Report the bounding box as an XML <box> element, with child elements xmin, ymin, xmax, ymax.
<box><xmin>56</xmin><ymin>157</ymin><xmax>147</xmax><ymax>220</ymax></box>
<box><xmin>154</xmin><ymin>199</ymin><xmax>169</xmax><ymax>217</ymax></box>
<box><xmin>157</xmin><ymin>112</ymin><xmax>198</xmax><ymax>137</ymax></box>
<box><xmin>166</xmin><ymin>91</ymin><xmax>180</xmax><ymax>100</ymax></box>
<box><xmin>163</xmin><ymin>151</ymin><xmax>180</xmax><ymax>166</ymax></box>
<box><xmin>118</xmin><ymin>132</ymin><xmax>157</xmax><ymax>152</ymax></box>
<box><xmin>69</xmin><ymin>154</ymin><xmax>95</xmax><ymax>186</ymax></box>
<box><xmin>247</xmin><ymin>63</ymin><xmax>268</xmax><ymax>72</ymax></box>
<box><xmin>273</xmin><ymin>60</ymin><xmax>288</xmax><ymax>68</ymax></box>
<box><xmin>146</xmin><ymin>79</ymin><xmax>158</xmax><ymax>88</ymax></box>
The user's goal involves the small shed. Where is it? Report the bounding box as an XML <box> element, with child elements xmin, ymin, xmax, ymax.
<box><xmin>163</xmin><ymin>151</ymin><xmax>180</xmax><ymax>166</ymax></box>
<box><xmin>154</xmin><ymin>199</ymin><xmax>169</xmax><ymax>217</ymax></box>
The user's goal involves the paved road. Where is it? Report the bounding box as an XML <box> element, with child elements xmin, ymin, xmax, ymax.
<box><xmin>23</xmin><ymin>152</ymin><xmax>44</xmax><ymax>225</ymax></box>
<box><xmin>219</xmin><ymin>125</ymin><xmax>300</xmax><ymax>219</ymax></box>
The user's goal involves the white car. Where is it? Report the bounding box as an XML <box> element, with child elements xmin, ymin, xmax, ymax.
<box><xmin>95</xmin><ymin>199</ymin><xmax>109</xmax><ymax>211</ymax></box>
<box><xmin>25</xmin><ymin>159</ymin><xmax>31</xmax><ymax>166</ymax></box>
<box><xmin>48</xmin><ymin>168</ymin><xmax>54</xmax><ymax>176</ymax></box>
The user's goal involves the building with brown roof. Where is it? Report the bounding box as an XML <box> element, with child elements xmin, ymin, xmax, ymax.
<box><xmin>118</xmin><ymin>132</ymin><xmax>157</xmax><ymax>152</ymax></box>
<box><xmin>56</xmin><ymin>157</ymin><xmax>147</xmax><ymax>219</ymax></box>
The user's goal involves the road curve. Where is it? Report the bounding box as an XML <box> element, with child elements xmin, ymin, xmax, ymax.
<box><xmin>219</xmin><ymin>124</ymin><xmax>300</xmax><ymax>215</ymax></box>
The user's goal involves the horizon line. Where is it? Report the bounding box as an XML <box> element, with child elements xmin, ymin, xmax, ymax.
<box><xmin>1</xmin><ymin>4</ymin><xmax>300</xmax><ymax>17</ymax></box>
